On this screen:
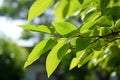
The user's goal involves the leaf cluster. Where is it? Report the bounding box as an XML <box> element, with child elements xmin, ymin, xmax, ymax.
<box><xmin>19</xmin><ymin>0</ymin><xmax>120</xmax><ymax>77</ymax></box>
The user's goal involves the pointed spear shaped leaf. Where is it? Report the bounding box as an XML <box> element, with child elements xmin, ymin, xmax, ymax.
<box><xmin>52</xmin><ymin>21</ymin><xmax>77</xmax><ymax>37</ymax></box>
<box><xmin>54</xmin><ymin>0</ymin><xmax>81</xmax><ymax>21</ymax></box>
<box><xmin>46</xmin><ymin>38</ymin><xmax>69</xmax><ymax>77</ymax></box>
<box><xmin>80</xmin><ymin>21</ymin><xmax>96</xmax><ymax>34</ymax></box>
<box><xmin>19</xmin><ymin>24</ymin><xmax>54</xmax><ymax>34</ymax></box>
<box><xmin>28</xmin><ymin>0</ymin><xmax>54</xmax><ymax>21</ymax></box>
<box><xmin>24</xmin><ymin>38</ymin><xmax>56</xmax><ymax>68</ymax></box>
<box><xmin>69</xmin><ymin>57</ymin><xmax>79</xmax><ymax>70</ymax></box>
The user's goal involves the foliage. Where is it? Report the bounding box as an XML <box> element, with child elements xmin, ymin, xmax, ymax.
<box><xmin>20</xmin><ymin>0</ymin><xmax>120</xmax><ymax>77</ymax></box>
<box><xmin>0</xmin><ymin>37</ymin><xmax>28</xmax><ymax>80</ymax></box>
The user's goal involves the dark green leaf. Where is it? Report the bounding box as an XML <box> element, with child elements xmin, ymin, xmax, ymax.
<box><xmin>76</xmin><ymin>38</ymin><xmax>91</xmax><ymax>51</ymax></box>
<box><xmin>100</xmin><ymin>0</ymin><xmax>110</xmax><ymax>10</ymax></box>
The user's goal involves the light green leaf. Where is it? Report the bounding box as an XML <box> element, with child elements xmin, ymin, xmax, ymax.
<box><xmin>66</xmin><ymin>0</ymin><xmax>81</xmax><ymax>17</ymax></box>
<box><xmin>54</xmin><ymin>0</ymin><xmax>68</xmax><ymax>21</ymax></box>
<box><xmin>69</xmin><ymin>57</ymin><xmax>79</xmax><ymax>70</ymax></box>
<box><xmin>76</xmin><ymin>37</ymin><xmax>91</xmax><ymax>51</ymax></box>
<box><xmin>24</xmin><ymin>38</ymin><xmax>56</xmax><ymax>68</ymax></box>
<box><xmin>54</xmin><ymin>0</ymin><xmax>81</xmax><ymax>21</ymax></box>
<box><xmin>28</xmin><ymin>0</ymin><xmax>54</xmax><ymax>21</ymax></box>
<box><xmin>71</xmin><ymin>37</ymin><xmax>78</xmax><ymax>47</ymax></box>
<box><xmin>82</xmin><ymin>0</ymin><xmax>94</xmax><ymax>7</ymax></box>
<box><xmin>80</xmin><ymin>21</ymin><xmax>96</xmax><ymax>34</ymax></box>
<box><xmin>52</xmin><ymin>21</ymin><xmax>77</xmax><ymax>37</ymax></box>
<box><xmin>96</xmin><ymin>16</ymin><xmax>112</xmax><ymax>27</ymax></box>
<box><xmin>19</xmin><ymin>24</ymin><xmax>54</xmax><ymax>34</ymax></box>
<box><xmin>46</xmin><ymin>38</ymin><xmax>69</xmax><ymax>77</ymax></box>
<box><xmin>84</xmin><ymin>10</ymin><xmax>101</xmax><ymax>22</ymax></box>
<box><xmin>78</xmin><ymin>50</ymin><xmax>93</xmax><ymax>68</ymax></box>
<box><xmin>113</xmin><ymin>18</ymin><xmax>120</xmax><ymax>31</ymax></box>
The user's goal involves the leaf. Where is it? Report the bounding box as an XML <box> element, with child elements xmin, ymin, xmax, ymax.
<box><xmin>76</xmin><ymin>37</ymin><xmax>91</xmax><ymax>51</ymax></box>
<box><xmin>113</xmin><ymin>18</ymin><xmax>120</xmax><ymax>31</ymax></box>
<box><xmin>18</xmin><ymin>24</ymin><xmax>54</xmax><ymax>34</ymax></box>
<box><xmin>24</xmin><ymin>38</ymin><xmax>56</xmax><ymax>68</ymax></box>
<box><xmin>28</xmin><ymin>0</ymin><xmax>54</xmax><ymax>21</ymax></box>
<box><xmin>100</xmin><ymin>0</ymin><xmax>110</xmax><ymax>10</ymax></box>
<box><xmin>54</xmin><ymin>0</ymin><xmax>68</xmax><ymax>21</ymax></box>
<box><xmin>96</xmin><ymin>16</ymin><xmax>112</xmax><ymax>27</ymax></box>
<box><xmin>71</xmin><ymin>37</ymin><xmax>78</xmax><ymax>47</ymax></box>
<box><xmin>69</xmin><ymin>57</ymin><xmax>79</xmax><ymax>70</ymax></box>
<box><xmin>78</xmin><ymin>50</ymin><xmax>93</xmax><ymax>68</ymax></box>
<box><xmin>83</xmin><ymin>10</ymin><xmax>101</xmax><ymax>22</ymax></box>
<box><xmin>70</xmin><ymin>50</ymin><xmax>85</xmax><ymax>70</ymax></box>
<box><xmin>52</xmin><ymin>21</ymin><xmax>77</xmax><ymax>37</ymax></box>
<box><xmin>46</xmin><ymin>38</ymin><xmax>69</xmax><ymax>77</ymax></box>
<box><xmin>80</xmin><ymin>21</ymin><xmax>96</xmax><ymax>34</ymax></box>
<box><xmin>82</xmin><ymin>0</ymin><xmax>94</xmax><ymax>7</ymax></box>
<box><xmin>54</xmin><ymin>0</ymin><xmax>81</xmax><ymax>21</ymax></box>
<box><xmin>66</xmin><ymin>0</ymin><xmax>81</xmax><ymax>17</ymax></box>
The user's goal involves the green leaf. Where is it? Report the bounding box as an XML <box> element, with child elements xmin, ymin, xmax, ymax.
<box><xmin>28</xmin><ymin>0</ymin><xmax>54</xmax><ymax>21</ymax></box>
<box><xmin>84</xmin><ymin>10</ymin><xmax>101</xmax><ymax>22</ymax></box>
<box><xmin>66</xmin><ymin>0</ymin><xmax>81</xmax><ymax>17</ymax></box>
<box><xmin>54</xmin><ymin>0</ymin><xmax>81</xmax><ymax>21</ymax></box>
<box><xmin>80</xmin><ymin>21</ymin><xmax>96</xmax><ymax>34</ymax></box>
<box><xmin>100</xmin><ymin>0</ymin><xmax>110</xmax><ymax>10</ymax></box>
<box><xmin>76</xmin><ymin>37</ymin><xmax>91</xmax><ymax>51</ymax></box>
<box><xmin>96</xmin><ymin>16</ymin><xmax>112</xmax><ymax>27</ymax></box>
<box><xmin>46</xmin><ymin>38</ymin><xmax>69</xmax><ymax>77</ymax></box>
<box><xmin>113</xmin><ymin>18</ymin><xmax>120</xmax><ymax>31</ymax></box>
<box><xmin>24</xmin><ymin>38</ymin><xmax>56</xmax><ymax>68</ymax></box>
<box><xmin>18</xmin><ymin>24</ymin><xmax>54</xmax><ymax>34</ymax></box>
<box><xmin>52</xmin><ymin>21</ymin><xmax>77</xmax><ymax>37</ymax></box>
<box><xmin>54</xmin><ymin>0</ymin><xmax>68</xmax><ymax>21</ymax></box>
<box><xmin>82</xmin><ymin>0</ymin><xmax>94</xmax><ymax>7</ymax></box>
<box><xmin>69</xmin><ymin>57</ymin><xmax>79</xmax><ymax>70</ymax></box>
<box><xmin>70</xmin><ymin>50</ymin><xmax>86</xmax><ymax>70</ymax></box>
<box><xmin>78</xmin><ymin>50</ymin><xmax>93</xmax><ymax>68</ymax></box>
<box><xmin>71</xmin><ymin>37</ymin><xmax>78</xmax><ymax>47</ymax></box>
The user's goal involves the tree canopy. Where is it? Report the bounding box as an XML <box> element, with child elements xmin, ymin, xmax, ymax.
<box><xmin>20</xmin><ymin>0</ymin><xmax>120</xmax><ymax>78</ymax></box>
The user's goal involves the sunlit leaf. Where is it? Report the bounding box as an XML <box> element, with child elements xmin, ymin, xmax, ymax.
<box><xmin>84</xmin><ymin>10</ymin><xmax>101</xmax><ymax>22</ymax></box>
<box><xmin>80</xmin><ymin>21</ymin><xmax>96</xmax><ymax>34</ymax></box>
<box><xmin>19</xmin><ymin>24</ymin><xmax>54</xmax><ymax>34</ymax></box>
<box><xmin>113</xmin><ymin>18</ymin><xmax>120</xmax><ymax>31</ymax></box>
<box><xmin>54</xmin><ymin>0</ymin><xmax>81</xmax><ymax>21</ymax></box>
<box><xmin>96</xmin><ymin>16</ymin><xmax>112</xmax><ymax>27</ymax></box>
<box><xmin>78</xmin><ymin>50</ymin><xmax>93</xmax><ymax>68</ymax></box>
<box><xmin>69</xmin><ymin>57</ymin><xmax>79</xmax><ymax>70</ymax></box>
<box><xmin>28</xmin><ymin>0</ymin><xmax>54</xmax><ymax>21</ymax></box>
<box><xmin>24</xmin><ymin>38</ymin><xmax>56</xmax><ymax>68</ymax></box>
<box><xmin>46</xmin><ymin>38</ymin><xmax>69</xmax><ymax>77</ymax></box>
<box><xmin>54</xmin><ymin>0</ymin><xmax>68</xmax><ymax>21</ymax></box>
<box><xmin>52</xmin><ymin>21</ymin><xmax>77</xmax><ymax>37</ymax></box>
